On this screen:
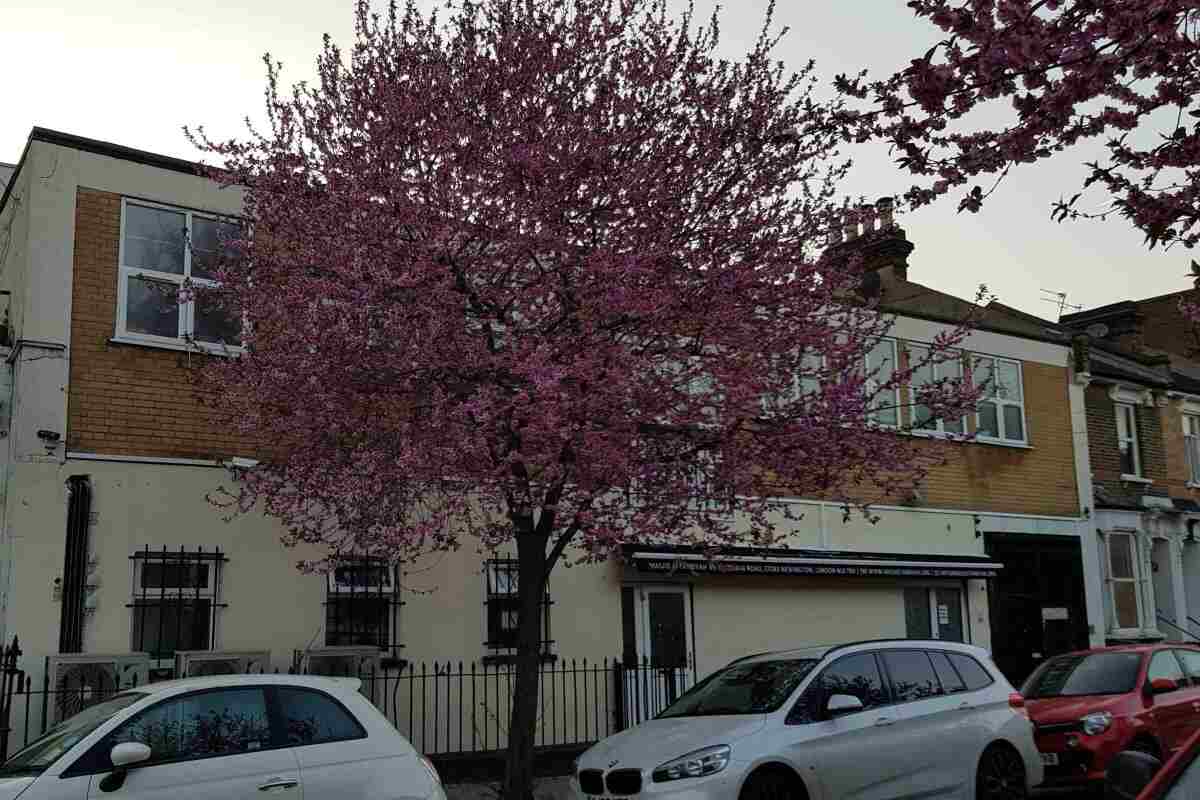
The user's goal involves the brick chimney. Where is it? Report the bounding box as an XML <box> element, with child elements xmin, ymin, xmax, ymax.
<box><xmin>1060</xmin><ymin>302</ymin><xmax>1146</xmax><ymax>354</ymax></box>
<box><xmin>825</xmin><ymin>196</ymin><xmax>915</xmax><ymax>285</ymax></box>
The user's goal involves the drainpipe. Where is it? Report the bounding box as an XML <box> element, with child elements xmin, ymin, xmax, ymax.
<box><xmin>0</xmin><ymin>353</ymin><xmax>13</xmax><ymax>645</ymax></box>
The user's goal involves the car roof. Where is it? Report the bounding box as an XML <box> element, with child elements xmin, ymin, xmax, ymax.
<box><xmin>733</xmin><ymin>639</ymin><xmax>990</xmax><ymax>665</ymax></box>
<box><xmin>1054</xmin><ymin>642</ymin><xmax>1200</xmax><ymax>659</ymax></box>
<box><xmin>119</xmin><ymin>674</ymin><xmax>362</xmax><ymax>698</ymax></box>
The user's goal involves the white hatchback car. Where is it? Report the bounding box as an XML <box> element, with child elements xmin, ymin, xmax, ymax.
<box><xmin>0</xmin><ymin>674</ymin><xmax>445</xmax><ymax>800</ymax></box>
<box><xmin>575</xmin><ymin>640</ymin><xmax>1042</xmax><ymax>800</ymax></box>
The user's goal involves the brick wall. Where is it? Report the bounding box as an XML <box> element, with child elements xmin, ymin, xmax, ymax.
<box><xmin>917</xmin><ymin>361</ymin><xmax>1079</xmax><ymax>516</ymax></box>
<box><xmin>1138</xmin><ymin>291</ymin><xmax>1199</xmax><ymax>359</ymax></box>
<box><xmin>68</xmin><ymin>188</ymin><xmax>247</xmax><ymax>459</ymax></box>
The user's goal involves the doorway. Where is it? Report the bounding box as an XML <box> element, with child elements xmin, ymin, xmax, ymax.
<box><xmin>985</xmin><ymin>533</ymin><xmax>1089</xmax><ymax>685</ymax></box>
<box><xmin>620</xmin><ymin>585</ymin><xmax>693</xmax><ymax>725</ymax></box>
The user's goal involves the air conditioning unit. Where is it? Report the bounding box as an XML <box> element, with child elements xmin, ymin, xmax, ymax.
<box><xmin>298</xmin><ymin>646</ymin><xmax>381</xmax><ymax>678</ymax></box>
<box><xmin>45</xmin><ymin>653</ymin><xmax>150</xmax><ymax>723</ymax></box>
<box><xmin>175</xmin><ymin>650</ymin><xmax>270</xmax><ymax>678</ymax></box>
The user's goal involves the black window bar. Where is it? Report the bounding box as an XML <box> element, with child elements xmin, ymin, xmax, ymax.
<box><xmin>128</xmin><ymin>545</ymin><xmax>227</xmax><ymax>677</ymax></box>
<box><xmin>483</xmin><ymin>559</ymin><xmax>553</xmax><ymax>659</ymax></box>
<box><xmin>324</xmin><ymin>557</ymin><xmax>404</xmax><ymax>659</ymax></box>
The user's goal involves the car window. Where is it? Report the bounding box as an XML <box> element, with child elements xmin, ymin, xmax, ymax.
<box><xmin>277</xmin><ymin>688</ymin><xmax>365</xmax><ymax>745</ymax></box>
<box><xmin>947</xmin><ymin>653</ymin><xmax>994</xmax><ymax>691</ymax></box>
<box><xmin>1175</xmin><ymin>650</ymin><xmax>1200</xmax><ymax>686</ymax></box>
<box><xmin>788</xmin><ymin>653</ymin><xmax>889</xmax><ymax>724</ymax></box>
<box><xmin>104</xmin><ymin>688</ymin><xmax>271</xmax><ymax>765</ymax></box>
<box><xmin>0</xmin><ymin>693</ymin><xmax>146</xmax><ymax>777</ymax></box>
<box><xmin>1148</xmin><ymin>651</ymin><xmax>1185</xmax><ymax>685</ymax></box>
<box><xmin>929</xmin><ymin>652</ymin><xmax>967</xmax><ymax>693</ymax></box>
<box><xmin>882</xmin><ymin>651</ymin><xmax>942</xmax><ymax>702</ymax></box>
<box><xmin>659</xmin><ymin>658</ymin><xmax>818</xmax><ymax>718</ymax></box>
<box><xmin>1023</xmin><ymin>652</ymin><xmax>1142</xmax><ymax>698</ymax></box>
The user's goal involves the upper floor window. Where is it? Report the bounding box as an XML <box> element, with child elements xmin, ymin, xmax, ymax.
<box><xmin>1184</xmin><ymin>415</ymin><xmax>1200</xmax><ymax>484</ymax></box>
<box><xmin>907</xmin><ymin>346</ymin><xmax>965</xmax><ymax>434</ymax></box>
<box><xmin>1115</xmin><ymin>402</ymin><xmax>1142</xmax><ymax>477</ymax></box>
<box><xmin>972</xmin><ymin>356</ymin><xmax>1026</xmax><ymax>443</ymax></box>
<box><xmin>864</xmin><ymin>338</ymin><xmax>899</xmax><ymax>427</ymax></box>
<box><xmin>117</xmin><ymin>199</ymin><xmax>242</xmax><ymax>349</ymax></box>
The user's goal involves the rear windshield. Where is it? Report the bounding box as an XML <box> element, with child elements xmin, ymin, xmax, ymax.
<box><xmin>1022</xmin><ymin>652</ymin><xmax>1142</xmax><ymax>698</ymax></box>
<box><xmin>658</xmin><ymin>658</ymin><xmax>818</xmax><ymax>718</ymax></box>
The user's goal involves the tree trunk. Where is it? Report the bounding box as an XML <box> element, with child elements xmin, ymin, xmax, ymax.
<box><xmin>503</xmin><ymin>531</ymin><xmax>549</xmax><ymax>800</ymax></box>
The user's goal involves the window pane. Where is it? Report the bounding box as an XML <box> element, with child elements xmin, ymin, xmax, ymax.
<box><xmin>995</xmin><ymin>361</ymin><xmax>1021</xmax><ymax>401</ymax></box>
<box><xmin>124</xmin><ymin>204</ymin><xmax>185</xmax><ymax>274</ymax></box>
<box><xmin>1176</xmin><ymin>650</ymin><xmax>1200</xmax><ymax>685</ymax></box>
<box><xmin>277</xmin><ymin>688</ymin><xmax>364</xmax><ymax>745</ymax></box>
<box><xmin>903</xmin><ymin>588</ymin><xmax>931</xmax><ymax>638</ymax></box>
<box><xmin>929</xmin><ymin>652</ymin><xmax>967</xmax><ymax>693</ymax></box>
<box><xmin>909</xmin><ymin>346</ymin><xmax>934</xmax><ymax>429</ymax></box>
<box><xmin>1002</xmin><ymin>405</ymin><xmax>1025</xmax><ymax>441</ymax></box>
<box><xmin>194</xmin><ymin>297</ymin><xmax>242</xmax><ymax>346</ymax></box>
<box><xmin>943</xmin><ymin>415</ymin><xmax>964</xmax><ymax>434</ymax></box>
<box><xmin>130</xmin><ymin>600</ymin><xmax>211</xmax><ymax>661</ymax></box>
<box><xmin>972</xmin><ymin>357</ymin><xmax>996</xmax><ymax>399</ymax></box>
<box><xmin>1120</xmin><ymin>441</ymin><xmax>1138</xmax><ymax>476</ymax></box>
<box><xmin>818</xmin><ymin>653</ymin><xmax>888</xmax><ymax>710</ymax></box>
<box><xmin>1148</xmin><ymin>651</ymin><xmax>1184</xmax><ymax>683</ymax></box>
<box><xmin>1113</xmin><ymin>583</ymin><xmax>1140</xmax><ymax>629</ymax></box>
<box><xmin>126</xmin><ymin>277</ymin><xmax>179</xmax><ymax>339</ymax></box>
<box><xmin>325</xmin><ymin>598</ymin><xmax>390</xmax><ymax>649</ymax></box>
<box><xmin>141</xmin><ymin>563</ymin><xmax>209</xmax><ymax>590</ymax></box>
<box><xmin>947</xmin><ymin>654</ymin><xmax>994</xmax><ymax>691</ymax></box>
<box><xmin>1109</xmin><ymin>534</ymin><xmax>1135</xmax><ymax>579</ymax></box>
<box><xmin>106</xmin><ymin>688</ymin><xmax>270</xmax><ymax>763</ymax></box>
<box><xmin>881</xmin><ymin>651</ymin><xmax>941</xmax><ymax>702</ymax></box>
<box><xmin>190</xmin><ymin>218</ymin><xmax>240</xmax><ymax>280</ymax></box>
<box><xmin>978</xmin><ymin>401</ymin><xmax>999</xmax><ymax>438</ymax></box>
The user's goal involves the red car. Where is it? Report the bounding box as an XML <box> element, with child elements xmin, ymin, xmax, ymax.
<box><xmin>1104</xmin><ymin>728</ymin><xmax>1200</xmax><ymax>800</ymax></box>
<box><xmin>1021</xmin><ymin>643</ymin><xmax>1200</xmax><ymax>788</ymax></box>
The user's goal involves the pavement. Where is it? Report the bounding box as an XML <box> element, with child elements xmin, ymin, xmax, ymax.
<box><xmin>445</xmin><ymin>777</ymin><xmax>574</xmax><ymax>800</ymax></box>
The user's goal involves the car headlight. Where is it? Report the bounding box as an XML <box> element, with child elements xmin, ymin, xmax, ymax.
<box><xmin>1081</xmin><ymin>711</ymin><xmax>1113</xmax><ymax>736</ymax></box>
<box><xmin>652</xmin><ymin>745</ymin><xmax>731</xmax><ymax>783</ymax></box>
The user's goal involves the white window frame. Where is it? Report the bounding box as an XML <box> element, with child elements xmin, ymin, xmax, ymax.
<box><xmin>864</xmin><ymin>337</ymin><xmax>900</xmax><ymax>428</ymax></box>
<box><xmin>906</xmin><ymin>344</ymin><xmax>966</xmax><ymax>436</ymax></box>
<box><xmin>116</xmin><ymin>197</ymin><xmax>243</xmax><ymax>354</ymax></box>
<box><xmin>1115</xmin><ymin>402</ymin><xmax>1143</xmax><ymax>478</ymax></box>
<box><xmin>1184</xmin><ymin>414</ymin><xmax>1200</xmax><ymax>486</ymax></box>
<box><xmin>972</xmin><ymin>355</ymin><xmax>1028</xmax><ymax>444</ymax></box>
<box><xmin>1104</xmin><ymin>530</ymin><xmax>1145</xmax><ymax>635</ymax></box>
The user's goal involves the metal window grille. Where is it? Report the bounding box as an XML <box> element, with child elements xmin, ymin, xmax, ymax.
<box><xmin>324</xmin><ymin>558</ymin><xmax>404</xmax><ymax>658</ymax></box>
<box><xmin>484</xmin><ymin>559</ymin><xmax>553</xmax><ymax>654</ymax></box>
<box><xmin>128</xmin><ymin>546</ymin><xmax>226</xmax><ymax>671</ymax></box>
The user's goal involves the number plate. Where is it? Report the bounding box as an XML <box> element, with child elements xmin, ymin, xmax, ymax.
<box><xmin>1040</xmin><ymin>753</ymin><xmax>1059</xmax><ymax>766</ymax></box>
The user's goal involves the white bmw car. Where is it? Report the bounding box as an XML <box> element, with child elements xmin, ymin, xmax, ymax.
<box><xmin>575</xmin><ymin>640</ymin><xmax>1042</xmax><ymax>800</ymax></box>
<box><xmin>0</xmin><ymin>674</ymin><xmax>444</xmax><ymax>800</ymax></box>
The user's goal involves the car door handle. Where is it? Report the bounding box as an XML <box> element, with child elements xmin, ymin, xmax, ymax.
<box><xmin>258</xmin><ymin>779</ymin><xmax>299</xmax><ymax>792</ymax></box>
<box><xmin>874</xmin><ymin>717</ymin><xmax>895</xmax><ymax>727</ymax></box>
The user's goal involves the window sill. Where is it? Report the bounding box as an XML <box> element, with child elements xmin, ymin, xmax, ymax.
<box><xmin>481</xmin><ymin>653</ymin><xmax>558</xmax><ymax>667</ymax></box>
<box><xmin>109</xmin><ymin>336</ymin><xmax>243</xmax><ymax>358</ymax></box>
<box><xmin>972</xmin><ymin>437</ymin><xmax>1033</xmax><ymax>450</ymax></box>
<box><xmin>1187</xmin><ymin>482</ymin><xmax>1200</xmax><ymax>490</ymax></box>
<box><xmin>1120</xmin><ymin>474</ymin><xmax>1153</xmax><ymax>485</ymax></box>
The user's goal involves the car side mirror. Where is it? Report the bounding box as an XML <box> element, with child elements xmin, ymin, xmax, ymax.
<box><xmin>1147</xmin><ymin>677</ymin><xmax>1179</xmax><ymax>695</ymax></box>
<box><xmin>825</xmin><ymin>694</ymin><xmax>864</xmax><ymax>719</ymax></box>
<box><xmin>1104</xmin><ymin>750</ymin><xmax>1162</xmax><ymax>800</ymax></box>
<box><xmin>99</xmin><ymin>742</ymin><xmax>151</xmax><ymax>793</ymax></box>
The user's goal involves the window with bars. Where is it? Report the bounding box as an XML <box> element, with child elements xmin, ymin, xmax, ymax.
<box><xmin>1115</xmin><ymin>403</ymin><xmax>1142</xmax><ymax>477</ymax></box>
<box><xmin>484</xmin><ymin>560</ymin><xmax>553</xmax><ymax>657</ymax></box>
<box><xmin>129</xmin><ymin>547</ymin><xmax>226</xmax><ymax>668</ymax></box>
<box><xmin>324</xmin><ymin>559</ymin><xmax>404</xmax><ymax>657</ymax></box>
<box><xmin>1185</xmin><ymin>415</ymin><xmax>1200</xmax><ymax>484</ymax></box>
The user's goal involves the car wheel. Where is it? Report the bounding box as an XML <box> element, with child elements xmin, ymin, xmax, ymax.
<box><xmin>739</xmin><ymin>768</ymin><xmax>805</xmax><ymax>800</ymax></box>
<box><xmin>975</xmin><ymin>743</ymin><xmax>1027</xmax><ymax>800</ymax></box>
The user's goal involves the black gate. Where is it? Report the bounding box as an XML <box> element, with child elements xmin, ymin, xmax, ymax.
<box><xmin>0</xmin><ymin>638</ymin><xmax>23</xmax><ymax>761</ymax></box>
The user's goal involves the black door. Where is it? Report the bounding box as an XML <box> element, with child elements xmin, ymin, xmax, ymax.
<box><xmin>985</xmin><ymin>533</ymin><xmax>1089</xmax><ymax>685</ymax></box>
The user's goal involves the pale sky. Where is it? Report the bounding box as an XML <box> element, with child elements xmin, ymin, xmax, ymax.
<box><xmin>1</xmin><ymin>0</ymin><xmax>1188</xmax><ymax>318</ymax></box>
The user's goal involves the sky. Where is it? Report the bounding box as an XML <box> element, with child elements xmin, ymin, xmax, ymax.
<box><xmin>1</xmin><ymin>0</ymin><xmax>1190</xmax><ymax>318</ymax></box>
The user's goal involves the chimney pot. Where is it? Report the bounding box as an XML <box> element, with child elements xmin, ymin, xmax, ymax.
<box><xmin>861</xmin><ymin>204</ymin><xmax>876</xmax><ymax>234</ymax></box>
<box><xmin>876</xmin><ymin>196</ymin><xmax>895</xmax><ymax>229</ymax></box>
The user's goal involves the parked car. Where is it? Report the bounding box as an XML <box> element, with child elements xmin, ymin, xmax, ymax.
<box><xmin>1102</xmin><ymin>728</ymin><xmax>1200</xmax><ymax>800</ymax></box>
<box><xmin>573</xmin><ymin>639</ymin><xmax>1042</xmax><ymax>800</ymax></box>
<box><xmin>0</xmin><ymin>674</ymin><xmax>445</xmax><ymax>800</ymax></box>
<box><xmin>1022</xmin><ymin>643</ymin><xmax>1200</xmax><ymax>789</ymax></box>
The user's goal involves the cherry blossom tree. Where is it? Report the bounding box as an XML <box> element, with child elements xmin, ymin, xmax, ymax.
<box><xmin>838</xmin><ymin>1</ymin><xmax>1200</xmax><ymax>249</ymax></box>
<box><xmin>189</xmin><ymin>0</ymin><xmax>980</xmax><ymax>795</ymax></box>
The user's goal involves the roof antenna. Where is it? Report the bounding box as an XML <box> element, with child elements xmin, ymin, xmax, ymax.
<box><xmin>1040</xmin><ymin>289</ymin><xmax>1082</xmax><ymax>321</ymax></box>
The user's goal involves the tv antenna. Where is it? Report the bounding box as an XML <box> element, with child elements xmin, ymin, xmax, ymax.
<box><xmin>1041</xmin><ymin>289</ymin><xmax>1082</xmax><ymax>320</ymax></box>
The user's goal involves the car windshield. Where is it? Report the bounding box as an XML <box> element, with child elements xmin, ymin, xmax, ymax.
<box><xmin>0</xmin><ymin>693</ymin><xmax>146</xmax><ymax>776</ymax></box>
<box><xmin>1022</xmin><ymin>652</ymin><xmax>1143</xmax><ymax>698</ymax></box>
<box><xmin>658</xmin><ymin>658</ymin><xmax>818</xmax><ymax>718</ymax></box>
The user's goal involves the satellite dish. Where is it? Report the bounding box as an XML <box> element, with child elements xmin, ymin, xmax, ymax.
<box><xmin>1085</xmin><ymin>323</ymin><xmax>1109</xmax><ymax>339</ymax></box>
